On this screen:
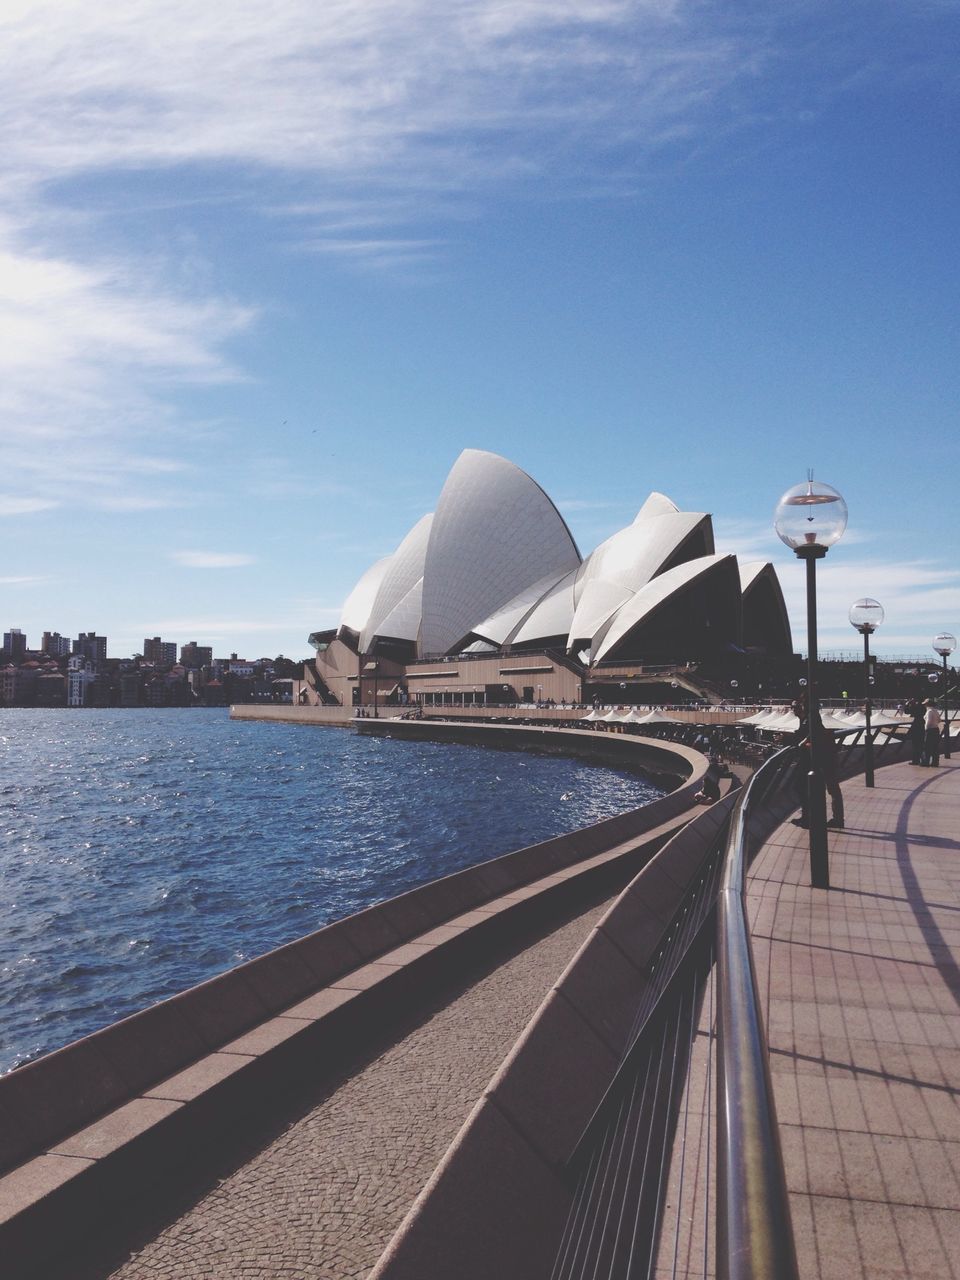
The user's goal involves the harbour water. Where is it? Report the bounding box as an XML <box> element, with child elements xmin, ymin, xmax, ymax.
<box><xmin>0</xmin><ymin>708</ymin><xmax>663</xmax><ymax>1073</ymax></box>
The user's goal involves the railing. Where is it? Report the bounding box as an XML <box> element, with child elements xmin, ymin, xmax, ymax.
<box><xmin>551</xmin><ymin>803</ymin><xmax>733</xmax><ymax>1280</ymax></box>
<box><xmin>551</xmin><ymin>721</ymin><xmax>917</xmax><ymax>1280</ymax></box>
<box><xmin>716</xmin><ymin>746</ymin><xmax>801</xmax><ymax>1280</ymax></box>
<box><xmin>715</xmin><ymin>721</ymin><xmax>916</xmax><ymax>1278</ymax></box>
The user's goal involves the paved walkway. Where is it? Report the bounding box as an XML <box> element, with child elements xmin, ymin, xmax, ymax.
<box><xmin>79</xmin><ymin>895</ymin><xmax>614</xmax><ymax>1280</ymax></box>
<box><xmin>69</xmin><ymin>758</ymin><xmax>960</xmax><ymax>1280</ymax></box>
<box><xmin>749</xmin><ymin>757</ymin><xmax>960</xmax><ymax>1280</ymax></box>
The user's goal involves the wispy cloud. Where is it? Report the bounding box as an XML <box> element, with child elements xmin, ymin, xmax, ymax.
<box><xmin>699</xmin><ymin>516</ymin><xmax>960</xmax><ymax>655</ymax></box>
<box><xmin>0</xmin><ymin>574</ymin><xmax>51</xmax><ymax>586</ymax></box>
<box><xmin>124</xmin><ymin>602</ymin><xmax>341</xmax><ymax>650</ymax></box>
<box><xmin>776</xmin><ymin>555</ymin><xmax>960</xmax><ymax>656</ymax></box>
<box><xmin>0</xmin><ymin>494</ymin><xmax>60</xmax><ymax>516</ymax></box>
<box><xmin>0</xmin><ymin>1</ymin><xmax>754</xmax><ymax>513</ymax></box>
<box><xmin>4</xmin><ymin>1</ymin><xmax>937</xmax><ymax>524</ymax></box>
<box><xmin>171</xmin><ymin>550</ymin><xmax>258</xmax><ymax>569</ymax></box>
<box><xmin>0</xmin><ymin>231</ymin><xmax>254</xmax><ymax>514</ymax></box>
<box><xmin>0</xmin><ymin>3</ymin><xmax>741</xmax><ymax>197</ymax></box>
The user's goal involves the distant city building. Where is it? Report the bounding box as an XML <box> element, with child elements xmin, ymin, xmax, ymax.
<box><xmin>67</xmin><ymin>656</ymin><xmax>97</xmax><ymax>707</ymax></box>
<box><xmin>143</xmin><ymin>637</ymin><xmax>178</xmax><ymax>666</ymax></box>
<box><xmin>180</xmin><ymin>641</ymin><xmax>213</xmax><ymax>669</ymax></box>
<box><xmin>223</xmin><ymin>657</ymin><xmax>255</xmax><ymax>676</ymax></box>
<box><xmin>41</xmin><ymin>631</ymin><xmax>72</xmax><ymax>658</ymax></box>
<box><xmin>73</xmin><ymin>632</ymin><xmax>107</xmax><ymax>665</ymax></box>
<box><xmin>2</xmin><ymin>628</ymin><xmax>27</xmax><ymax>661</ymax></box>
<box><xmin>1</xmin><ymin>664</ymin><xmax>21</xmax><ymax>704</ymax></box>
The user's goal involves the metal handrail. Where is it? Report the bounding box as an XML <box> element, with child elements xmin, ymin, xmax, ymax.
<box><xmin>716</xmin><ymin>744</ymin><xmax>800</xmax><ymax>1280</ymax></box>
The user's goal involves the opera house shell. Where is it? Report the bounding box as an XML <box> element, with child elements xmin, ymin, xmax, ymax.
<box><xmin>310</xmin><ymin>449</ymin><xmax>791</xmax><ymax>705</ymax></box>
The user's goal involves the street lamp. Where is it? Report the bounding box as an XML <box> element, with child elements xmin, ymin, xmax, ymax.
<box><xmin>775</xmin><ymin>474</ymin><xmax>847</xmax><ymax>889</ymax></box>
<box><xmin>849</xmin><ymin>598</ymin><xmax>883</xmax><ymax>787</ymax></box>
<box><xmin>933</xmin><ymin>632</ymin><xmax>956</xmax><ymax>759</ymax></box>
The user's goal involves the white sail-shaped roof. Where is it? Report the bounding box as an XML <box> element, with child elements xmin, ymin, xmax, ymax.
<box><xmin>568</xmin><ymin>507</ymin><xmax>710</xmax><ymax>648</ymax></box>
<box><xmin>370</xmin><ymin>578</ymin><xmax>423</xmax><ymax>643</ymax></box>
<box><xmin>739</xmin><ymin>560</ymin><xmax>792</xmax><ymax>654</ymax></box>
<box><xmin>739</xmin><ymin>561</ymin><xmax>767</xmax><ymax>593</ymax></box>
<box><xmin>339</xmin><ymin>556</ymin><xmax>392</xmax><ymax>634</ymax></box>
<box><xmin>633</xmin><ymin>491</ymin><xmax>680</xmax><ymax>521</ymax></box>
<box><xmin>470</xmin><ymin>569</ymin><xmax>570</xmax><ymax>646</ymax></box>
<box><xmin>419</xmin><ymin>449</ymin><xmax>581</xmax><ymax>655</ymax></box>
<box><xmin>509</xmin><ymin>567</ymin><xmax>579</xmax><ymax>645</ymax></box>
<box><xmin>592</xmin><ymin>553</ymin><xmax>734</xmax><ymax>663</ymax></box>
<box><xmin>360</xmin><ymin>513</ymin><xmax>433</xmax><ymax>651</ymax></box>
<box><xmin>326</xmin><ymin>451</ymin><xmax>792</xmax><ymax>670</ymax></box>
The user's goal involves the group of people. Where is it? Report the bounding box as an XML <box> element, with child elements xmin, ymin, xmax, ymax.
<box><xmin>792</xmin><ymin>693</ymin><xmax>949</xmax><ymax>833</ymax></box>
<box><xmin>904</xmin><ymin>697</ymin><xmax>944</xmax><ymax>767</ymax></box>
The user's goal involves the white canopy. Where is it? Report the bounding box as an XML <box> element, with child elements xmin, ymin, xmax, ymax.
<box><xmin>619</xmin><ymin>708</ymin><xmax>648</xmax><ymax>724</ymax></box>
<box><xmin>737</xmin><ymin>705</ymin><xmax>788</xmax><ymax>726</ymax></box>
<box><xmin>632</xmin><ymin>709</ymin><xmax>681</xmax><ymax>725</ymax></box>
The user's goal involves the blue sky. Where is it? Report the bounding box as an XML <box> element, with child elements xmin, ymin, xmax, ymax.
<box><xmin>1</xmin><ymin>0</ymin><xmax>957</xmax><ymax>661</ymax></box>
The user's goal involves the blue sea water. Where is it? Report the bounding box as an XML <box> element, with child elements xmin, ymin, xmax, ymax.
<box><xmin>0</xmin><ymin>708</ymin><xmax>663</xmax><ymax>1073</ymax></box>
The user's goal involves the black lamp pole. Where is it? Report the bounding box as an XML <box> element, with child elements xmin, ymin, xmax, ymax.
<box><xmin>942</xmin><ymin>652</ymin><xmax>950</xmax><ymax>759</ymax></box>
<box><xmin>932</xmin><ymin>635</ymin><xmax>955</xmax><ymax>759</ymax></box>
<box><xmin>776</xmin><ymin>473</ymin><xmax>846</xmax><ymax>891</ymax></box>
<box><xmin>857</xmin><ymin>626</ymin><xmax>875</xmax><ymax>787</ymax></box>
<box><xmin>796</xmin><ymin>543</ymin><xmax>829</xmax><ymax>889</ymax></box>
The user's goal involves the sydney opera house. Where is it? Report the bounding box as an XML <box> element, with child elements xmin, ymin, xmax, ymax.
<box><xmin>307</xmin><ymin>450</ymin><xmax>792</xmax><ymax>709</ymax></box>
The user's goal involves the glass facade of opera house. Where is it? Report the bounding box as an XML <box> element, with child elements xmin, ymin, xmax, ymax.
<box><xmin>307</xmin><ymin>449</ymin><xmax>792</xmax><ymax>708</ymax></box>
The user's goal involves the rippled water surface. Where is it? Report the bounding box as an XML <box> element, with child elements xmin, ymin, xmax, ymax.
<box><xmin>0</xmin><ymin>708</ymin><xmax>663</xmax><ymax>1072</ymax></box>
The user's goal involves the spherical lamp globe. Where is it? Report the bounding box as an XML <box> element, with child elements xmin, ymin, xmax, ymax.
<box><xmin>933</xmin><ymin>633</ymin><xmax>957</xmax><ymax>658</ymax></box>
<box><xmin>774</xmin><ymin>477</ymin><xmax>847</xmax><ymax>551</ymax></box>
<box><xmin>849</xmin><ymin>598</ymin><xmax>884</xmax><ymax>634</ymax></box>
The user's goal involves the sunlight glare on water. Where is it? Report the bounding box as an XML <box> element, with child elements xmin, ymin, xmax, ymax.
<box><xmin>0</xmin><ymin>709</ymin><xmax>663</xmax><ymax>1072</ymax></box>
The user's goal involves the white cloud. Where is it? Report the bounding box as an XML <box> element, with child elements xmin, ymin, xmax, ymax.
<box><xmin>0</xmin><ymin>574</ymin><xmax>51</xmax><ymax>585</ymax></box>
<box><xmin>0</xmin><ymin>1</ymin><xmax>753</xmax><ymax>515</ymax></box>
<box><xmin>696</xmin><ymin>517</ymin><xmax>960</xmax><ymax>655</ymax></box>
<box><xmin>0</xmin><ymin>494</ymin><xmax>60</xmax><ymax>516</ymax></box>
<box><xmin>0</xmin><ymin>3</ymin><xmax>733</xmax><ymax>196</ymax></box>
<box><xmin>774</xmin><ymin>555</ymin><xmax>960</xmax><ymax>656</ymax></box>
<box><xmin>171</xmin><ymin>550</ymin><xmax>258</xmax><ymax>569</ymax></box>
<box><xmin>0</xmin><ymin>233</ymin><xmax>255</xmax><ymax>515</ymax></box>
<box><xmin>123</xmin><ymin>602</ymin><xmax>340</xmax><ymax>651</ymax></box>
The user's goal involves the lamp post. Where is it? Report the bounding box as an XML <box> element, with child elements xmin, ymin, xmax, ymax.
<box><xmin>775</xmin><ymin>474</ymin><xmax>847</xmax><ymax>889</ymax></box>
<box><xmin>849</xmin><ymin>598</ymin><xmax>883</xmax><ymax>787</ymax></box>
<box><xmin>933</xmin><ymin>633</ymin><xmax>956</xmax><ymax>759</ymax></box>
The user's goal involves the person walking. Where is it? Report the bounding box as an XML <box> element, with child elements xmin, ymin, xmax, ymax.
<box><xmin>905</xmin><ymin>696</ymin><xmax>925</xmax><ymax>764</ymax></box>
<box><xmin>922</xmin><ymin>699</ymin><xmax>943</xmax><ymax>766</ymax></box>
<box><xmin>792</xmin><ymin>703</ymin><xmax>844</xmax><ymax>830</ymax></box>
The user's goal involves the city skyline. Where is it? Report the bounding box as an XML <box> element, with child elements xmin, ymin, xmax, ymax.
<box><xmin>2</xmin><ymin>2</ymin><xmax>958</xmax><ymax>660</ymax></box>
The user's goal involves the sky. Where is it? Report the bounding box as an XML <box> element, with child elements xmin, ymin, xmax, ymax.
<box><xmin>1</xmin><ymin>0</ymin><xmax>958</xmax><ymax>662</ymax></box>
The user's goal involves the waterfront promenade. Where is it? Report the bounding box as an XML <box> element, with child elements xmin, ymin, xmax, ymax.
<box><xmin>104</xmin><ymin>757</ymin><xmax>960</xmax><ymax>1280</ymax></box>
<box><xmin>5</xmin><ymin>744</ymin><xmax>959</xmax><ymax>1278</ymax></box>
